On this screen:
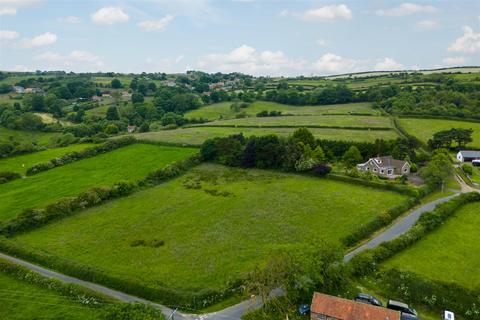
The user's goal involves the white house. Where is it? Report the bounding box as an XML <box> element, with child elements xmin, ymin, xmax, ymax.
<box><xmin>357</xmin><ymin>156</ymin><xmax>411</xmax><ymax>178</ymax></box>
<box><xmin>457</xmin><ymin>150</ymin><xmax>480</xmax><ymax>163</ymax></box>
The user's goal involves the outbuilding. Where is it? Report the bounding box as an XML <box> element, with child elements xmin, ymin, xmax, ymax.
<box><xmin>457</xmin><ymin>150</ymin><xmax>480</xmax><ymax>163</ymax></box>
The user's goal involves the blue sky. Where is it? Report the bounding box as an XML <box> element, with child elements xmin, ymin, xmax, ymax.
<box><xmin>0</xmin><ymin>0</ymin><xmax>479</xmax><ymax>76</ymax></box>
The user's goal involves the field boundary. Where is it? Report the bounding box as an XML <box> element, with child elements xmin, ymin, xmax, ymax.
<box><xmin>186</xmin><ymin>124</ymin><xmax>393</xmax><ymax>131</ymax></box>
<box><xmin>397</xmin><ymin>114</ymin><xmax>480</xmax><ymax>122</ymax></box>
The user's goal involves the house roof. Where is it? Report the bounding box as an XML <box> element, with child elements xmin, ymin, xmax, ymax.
<box><xmin>373</xmin><ymin>156</ymin><xmax>408</xmax><ymax>169</ymax></box>
<box><xmin>458</xmin><ymin>150</ymin><xmax>480</xmax><ymax>158</ymax></box>
<box><xmin>311</xmin><ymin>293</ymin><xmax>400</xmax><ymax>320</ymax></box>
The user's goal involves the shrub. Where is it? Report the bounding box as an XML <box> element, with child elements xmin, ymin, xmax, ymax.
<box><xmin>312</xmin><ymin>163</ymin><xmax>332</xmax><ymax>176</ymax></box>
<box><xmin>0</xmin><ymin>171</ymin><xmax>21</xmax><ymax>184</ymax></box>
<box><xmin>462</xmin><ymin>164</ymin><xmax>473</xmax><ymax>175</ymax></box>
<box><xmin>101</xmin><ymin>303</ymin><xmax>165</xmax><ymax>320</ymax></box>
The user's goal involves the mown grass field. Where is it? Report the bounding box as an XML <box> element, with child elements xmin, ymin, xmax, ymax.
<box><xmin>13</xmin><ymin>163</ymin><xmax>409</xmax><ymax>293</ymax></box>
<box><xmin>398</xmin><ymin>118</ymin><xmax>480</xmax><ymax>148</ymax></box>
<box><xmin>185</xmin><ymin>101</ymin><xmax>379</xmax><ymax>120</ymax></box>
<box><xmin>0</xmin><ymin>269</ymin><xmax>103</xmax><ymax>320</ymax></box>
<box><xmin>0</xmin><ymin>127</ymin><xmax>62</xmax><ymax>146</ymax></box>
<box><xmin>0</xmin><ymin>143</ymin><xmax>94</xmax><ymax>174</ymax></box>
<box><xmin>0</xmin><ymin>144</ymin><xmax>198</xmax><ymax>221</ymax></box>
<box><xmin>135</xmin><ymin>126</ymin><xmax>399</xmax><ymax>145</ymax></box>
<box><xmin>383</xmin><ymin>202</ymin><xmax>480</xmax><ymax>290</ymax></box>
<box><xmin>192</xmin><ymin>114</ymin><xmax>392</xmax><ymax>129</ymax></box>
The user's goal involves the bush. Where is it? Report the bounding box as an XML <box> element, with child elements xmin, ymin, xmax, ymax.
<box><xmin>0</xmin><ymin>171</ymin><xmax>21</xmax><ymax>184</ymax></box>
<box><xmin>312</xmin><ymin>163</ymin><xmax>332</xmax><ymax>176</ymax></box>
<box><xmin>462</xmin><ymin>164</ymin><xmax>473</xmax><ymax>175</ymax></box>
<box><xmin>102</xmin><ymin>303</ymin><xmax>165</xmax><ymax>320</ymax></box>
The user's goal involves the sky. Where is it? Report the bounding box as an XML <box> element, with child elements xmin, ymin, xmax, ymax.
<box><xmin>0</xmin><ymin>0</ymin><xmax>479</xmax><ymax>76</ymax></box>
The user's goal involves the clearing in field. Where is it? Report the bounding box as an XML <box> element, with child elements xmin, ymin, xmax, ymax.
<box><xmin>135</xmin><ymin>126</ymin><xmax>399</xmax><ymax>146</ymax></box>
<box><xmin>398</xmin><ymin>118</ymin><xmax>480</xmax><ymax>148</ymax></box>
<box><xmin>0</xmin><ymin>267</ymin><xmax>102</xmax><ymax>320</ymax></box>
<box><xmin>185</xmin><ymin>101</ymin><xmax>379</xmax><ymax>120</ymax></box>
<box><xmin>13</xmin><ymin>163</ymin><xmax>409</xmax><ymax>294</ymax></box>
<box><xmin>191</xmin><ymin>115</ymin><xmax>392</xmax><ymax>129</ymax></box>
<box><xmin>0</xmin><ymin>143</ymin><xmax>94</xmax><ymax>174</ymax></box>
<box><xmin>383</xmin><ymin>202</ymin><xmax>480</xmax><ymax>290</ymax></box>
<box><xmin>0</xmin><ymin>144</ymin><xmax>197</xmax><ymax>221</ymax></box>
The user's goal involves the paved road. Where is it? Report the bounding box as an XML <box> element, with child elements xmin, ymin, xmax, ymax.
<box><xmin>0</xmin><ymin>190</ymin><xmax>467</xmax><ymax>320</ymax></box>
<box><xmin>343</xmin><ymin>193</ymin><xmax>459</xmax><ymax>262</ymax></box>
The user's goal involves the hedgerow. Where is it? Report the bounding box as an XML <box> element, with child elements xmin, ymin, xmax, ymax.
<box><xmin>0</xmin><ymin>171</ymin><xmax>21</xmax><ymax>184</ymax></box>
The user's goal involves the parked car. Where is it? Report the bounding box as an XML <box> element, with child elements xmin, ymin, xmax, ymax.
<box><xmin>355</xmin><ymin>293</ymin><xmax>382</xmax><ymax>306</ymax></box>
<box><xmin>401</xmin><ymin>313</ymin><xmax>418</xmax><ymax>320</ymax></box>
<box><xmin>472</xmin><ymin>160</ymin><xmax>480</xmax><ymax>167</ymax></box>
<box><xmin>443</xmin><ymin>311</ymin><xmax>455</xmax><ymax>320</ymax></box>
<box><xmin>298</xmin><ymin>304</ymin><xmax>310</xmax><ymax>315</ymax></box>
<box><xmin>387</xmin><ymin>300</ymin><xmax>417</xmax><ymax>316</ymax></box>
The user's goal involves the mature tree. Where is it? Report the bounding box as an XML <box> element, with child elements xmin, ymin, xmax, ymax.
<box><xmin>420</xmin><ymin>149</ymin><xmax>453</xmax><ymax>189</ymax></box>
<box><xmin>131</xmin><ymin>93</ymin><xmax>144</xmax><ymax>104</ymax></box>
<box><xmin>342</xmin><ymin>146</ymin><xmax>363</xmax><ymax>168</ymax></box>
<box><xmin>292</xmin><ymin>127</ymin><xmax>315</xmax><ymax>148</ymax></box>
<box><xmin>111</xmin><ymin>78</ymin><xmax>122</xmax><ymax>89</ymax></box>
<box><xmin>106</xmin><ymin>106</ymin><xmax>120</xmax><ymax>121</ymax></box>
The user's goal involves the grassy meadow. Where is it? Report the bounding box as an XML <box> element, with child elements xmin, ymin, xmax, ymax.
<box><xmin>0</xmin><ymin>143</ymin><xmax>94</xmax><ymax>174</ymax></box>
<box><xmin>13</xmin><ymin>163</ymin><xmax>409</xmax><ymax>293</ymax></box>
<box><xmin>185</xmin><ymin>101</ymin><xmax>379</xmax><ymax>120</ymax></box>
<box><xmin>0</xmin><ymin>144</ymin><xmax>198</xmax><ymax>220</ymax></box>
<box><xmin>0</xmin><ymin>269</ymin><xmax>103</xmax><ymax>320</ymax></box>
<box><xmin>135</xmin><ymin>126</ymin><xmax>399</xmax><ymax>146</ymax></box>
<box><xmin>0</xmin><ymin>127</ymin><xmax>62</xmax><ymax>146</ymax></box>
<box><xmin>398</xmin><ymin>118</ymin><xmax>480</xmax><ymax>148</ymax></box>
<box><xmin>383</xmin><ymin>202</ymin><xmax>480</xmax><ymax>290</ymax></box>
<box><xmin>192</xmin><ymin>115</ymin><xmax>392</xmax><ymax>129</ymax></box>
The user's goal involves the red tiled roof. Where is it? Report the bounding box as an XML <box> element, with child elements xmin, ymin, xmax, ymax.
<box><xmin>311</xmin><ymin>293</ymin><xmax>400</xmax><ymax>320</ymax></box>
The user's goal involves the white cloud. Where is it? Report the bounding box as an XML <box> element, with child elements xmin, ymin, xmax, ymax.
<box><xmin>198</xmin><ymin>44</ymin><xmax>306</xmax><ymax>76</ymax></box>
<box><xmin>0</xmin><ymin>30</ymin><xmax>19</xmax><ymax>40</ymax></box>
<box><xmin>442</xmin><ymin>56</ymin><xmax>467</xmax><ymax>65</ymax></box>
<box><xmin>448</xmin><ymin>26</ymin><xmax>480</xmax><ymax>53</ymax></box>
<box><xmin>278</xmin><ymin>9</ymin><xmax>290</xmax><ymax>17</ymax></box>
<box><xmin>312</xmin><ymin>53</ymin><xmax>358</xmax><ymax>74</ymax></box>
<box><xmin>316</xmin><ymin>39</ymin><xmax>327</xmax><ymax>47</ymax></box>
<box><xmin>34</xmin><ymin>50</ymin><xmax>104</xmax><ymax>70</ymax></box>
<box><xmin>18</xmin><ymin>32</ymin><xmax>57</xmax><ymax>48</ymax></box>
<box><xmin>138</xmin><ymin>14</ymin><xmax>174</xmax><ymax>31</ymax></box>
<box><xmin>0</xmin><ymin>0</ymin><xmax>40</xmax><ymax>15</ymax></box>
<box><xmin>376</xmin><ymin>3</ymin><xmax>436</xmax><ymax>17</ymax></box>
<box><xmin>59</xmin><ymin>15</ymin><xmax>81</xmax><ymax>23</ymax></box>
<box><xmin>300</xmin><ymin>4</ymin><xmax>352</xmax><ymax>21</ymax></box>
<box><xmin>148</xmin><ymin>0</ymin><xmax>219</xmax><ymax>24</ymax></box>
<box><xmin>91</xmin><ymin>6</ymin><xmax>129</xmax><ymax>25</ymax></box>
<box><xmin>0</xmin><ymin>7</ymin><xmax>16</xmax><ymax>15</ymax></box>
<box><xmin>374</xmin><ymin>57</ymin><xmax>404</xmax><ymax>71</ymax></box>
<box><xmin>417</xmin><ymin>19</ymin><xmax>438</xmax><ymax>29</ymax></box>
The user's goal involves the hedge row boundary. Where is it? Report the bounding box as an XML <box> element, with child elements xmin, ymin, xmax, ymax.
<box><xmin>0</xmin><ymin>171</ymin><xmax>21</xmax><ymax>184</ymax></box>
<box><xmin>397</xmin><ymin>114</ymin><xmax>480</xmax><ymax>123</ymax></box>
<box><xmin>0</xmin><ymin>154</ymin><xmax>201</xmax><ymax>237</ymax></box>
<box><xmin>186</xmin><ymin>124</ymin><xmax>394</xmax><ymax>131</ymax></box>
<box><xmin>26</xmin><ymin>136</ymin><xmax>137</xmax><ymax>176</ymax></box>
<box><xmin>0</xmin><ymin>237</ymin><xmax>241</xmax><ymax>311</ymax></box>
<box><xmin>0</xmin><ymin>257</ymin><xmax>111</xmax><ymax>307</ymax></box>
<box><xmin>348</xmin><ymin>192</ymin><xmax>480</xmax><ymax>277</ymax></box>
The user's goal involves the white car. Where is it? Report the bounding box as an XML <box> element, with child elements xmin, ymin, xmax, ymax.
<box><xmin>443</xmin><ymin>311</ymin><xmax>455</xmax><ymax>320</ymax></box>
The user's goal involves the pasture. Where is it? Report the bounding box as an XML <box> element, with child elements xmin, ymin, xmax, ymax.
<box><xmin>0</xmin><ymin>144</ymin><xmax>197</xmax><ymax>221</ymax></box>
<box><xmin>0</xmin><ymin>143</ymin><xmax>94</xmax><ymax>174</ymax></box>
<box><xmin>192</xmin><ymin>115</ymin><xmax>392</xmax><ymax>129</ymax></box>
<box><xmin>0</xmin><ymin>268</ymin><xmax>102</xmax><ymax>320</ymax></box>
<box><xmin>135</xmin><ymin>126</ymin><xmax>399</xmax><ymax>146</ymax></box>
<box><xmin>13</xmin><ymin>163</ymin><xmax>409</xmax><ymax>293</ymax></box>
<box><xmin>398</xmin><ymin>118</ymin><xmax>480</xmax><ymax>148</ymax></box>
<box><xmin>383</xmin><ymin>202</ymin><xmax>480</xmax><ymax>290</ymax></box>
<box><xmin>185</xmin><ymin>101</ymin><xmax>379</xmax><ymax>120</ymax></box>
<box><xmin>0</xmin><ymin>127</ymin><xmax>62</xmax><ymax>146</ymax></box>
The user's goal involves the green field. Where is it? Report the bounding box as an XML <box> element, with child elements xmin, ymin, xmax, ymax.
<box><xmin>185</xmin><ymin>101</ymin><xmax>379</xmax><ymax>120</ymax></box>
<box><xmin>0</xmin><ymin>268</ymin><xmax>103</xmax><ymax>320</ymax></box>
<box><xmin>135</xmin><ymin>126</ymin><xmax>399</xmax><ymax>146</ymax></box>
<box><xmin>398</xmin><ymin>118</ymin><xmax>480</xmax><ymax>148</ymax></box>
<box><xmin>0</xmin><ymin>144</ymin><xmax>198</xmax><ymax>220</ymax></box>
<box><xmin>0</xmin><ymin>127</ymin><xmax>62</xmax><ymax>146</ymax></box>
<box><xmin>13</xmin><ymin>163</ymin><xmax>408</xmax><ymax>293</ymax></box>
<box><xmin>192</xmin><ymin>114</ymin><xmax>392</xmax><ymax>129</ymax></box>
<box><xmin>0</xmin><ymin>143</ymin><xmax>94</xmax><ymax>174</ymax></box>
<box><xmin>384</xmin><ymin>202</ymin><xmax>480</xmax><ymax>290</ymax></box>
